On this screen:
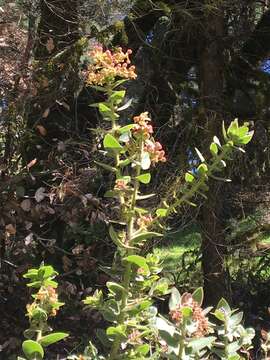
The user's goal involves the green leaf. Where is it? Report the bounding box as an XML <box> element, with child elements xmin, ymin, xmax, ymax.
<box><xmin>103</xmin><ymin>134</ymin><xmax>123</xmax><ymax>151</ymax></box>
<box><xmin>98</xmin><ymin>103</ymin><xmax>119</xmax><ymax>121</ymax></box>
<box><xmin>23</xmin><ymin>329</ymin><xmax>36</xmax><ymax>340</ymax></box>
<box><xmin>31</xmin><ymin>307</ymin><xmax>47</xmax><ymax>321</ymax></box>
<box><xmin>237</xmin><ymin>125</ymin><xmax>249</xmax><ymax>137</ymax></box>
<box><xmin>185</xmin><ymin>172</ymin><xmax>195</xmax><ymax>183</ymax></box>
<box><xmin>110</xmin><ymin>90</ymin><xmax>126</xmax><ymax>104</ymax></box>
<box><xmin>134</xmin><ymin>206</ymin><xmax>148</xmax><ymax>215</ymax></box>
<box><xmin>44</xmin><ymin>279</ymin><xmax>58</xmax><ymax>288</ymax></box>
<box><xmin>124</xmin><ymin>255</ymin><xmax>149</xmax><ymax>272</ymax></box>
<box><xmin>210</xmin><ymin>142</ymin><xmax>218</xmax><ymax>155</ymax></box>
<box><xmin>169</xmin><ymin>287</ymin><xmax>181</xmax><ymax>311</ymax></box>
<box><xmin>108</xmin><ymin>225</ymin><xmax>138</xmax><ymax>249</ymax></box>
<box><xmin>156</xmin><ymin>318</ymin><xmax>180</xmax><ymax>350</ymax></box>
<box><xmin>227</xmin><ymin>119</ymin><xmax>239</xmax><ymax>137</ymax></box>
<box><xmin>83</xmin><ymin>289</ymin><xmax>103</xmax><ymax>307</ymax></box>
<box><xmin>216</xmin><ymin>298</ymin><xmax>231</xmax><ymax>314</ymax></box>
<box><xmin>197</xmin><ymin>163</ymin><xmax>208</xmax><ymax>175</ymax></box>
<box><xmin>156</xmin><ymin>208</ymin><xmax>168</xmax><ymax>217</ymax></box>
<box><xmin>39</xmin><ymin>333</ymin><xmax>68</xmax><ymax>347</ymax></box>
<box><xmin>127</xmin><ymin>300</ymin><xmax>153</xmax><ymax>316</ymax></box>
<box><xmin>156</xmin><ymin>317</ymin><xmax>175</xmax><ymax>337</ymax></box>
<box><xmin>102</xmin><ymin>299</ymin><xmax>120</xmax><ymax>322</ymax></box>
<box><xmin>90</xmin><ymin>85</ymin><xmax>107</xmax><ymax>93</ymax></box>
<box><xmin>112</xmin><ymin>79</ymin><xmax>127</xmax><ymax>88</ymax></box>
<box><xmin>137</xmin><ymin>193</ymin><xmax>156</xmax><ymax>200</ymax></box>
<box><xmin>95</xmin><ymin>161</ymin><xmax>117</xmax><ymax>173</ymax></box>
<box><xmin>238</xmin><ymin>132</ymin><xmax>253</xmax><ymax>145</ymax></box>
<box><xmin>181</xmin><ymin>306</ymin><xmax>193</xmax><ymax>318</ymax></box>
<box><xmin>107</xmin><ymin>282</ymin><xmax>127</xmax><ymax>300</ymax></box>
<box><xmin>106</xmin><ymin>325</ymin><xmax>127</xmax><ymax>340</ymax></box>
<box><xmin>22</xmin><ymin>340</ymin><xmax>44</xmax><ymax>360</ymax></box>
<box><xmin>222</xmin><ymin>121</ymin><xmax>228</xmax><ymax>141</ymax></box>
<box><xmin>119</xmin><ymin>132</ymin><xmax>130</xmax><ymax>143</ymax></box>
<box><xmin>136</xmin><ymin>173</ymin><xmax>151</xmax><ymax>184</ymax></box>
<box><xmin>195</xmin><ymin>148</ymin><xmax>205</xmax><ymax>162</ymax></box>
<box><xmin>150</xmin><ymin>278</ymin><xmax>170</xmax><ymax>296</ymax></box>
<box><xmin>228</xmin><ymin>355</ymin><xmax>240</xmax><ymax>360</ymax></box>
<box><xmin>141</xmin><ymin>151</ymin><xmax>151</xmax><ymax>170</ymax></box>
<box><xmin>213</xmin><ymin>309</ymin><xmax>226</xmax><ymax>321</ymax></box>
<box><xmin>109</xmin><ymin>226</ymin><xmax>126</xmax><ymax>248</ymax></box>
<box><xmin>227</xmin><ymin>341</ymin><xmax>241</xmax><ymax>354</ymax></box>
<box><xmin>27</xmin><ymin>281</ymin><xmax>42</xmax><ymax>288</ymax></box>
<box><xmin>118</xmin><ymin>124</ymin><xmax>136</xmax><ymax>133</ymax></box>
<box><xmin>192</xmin><ymin>287</ymin><xmax>204</xmax><ymax>306</ymax></box>
<box><xmin>188</xmin><ymin>336</ymin><xmax>216</xmax><ymax>352</ymax></box>
<box><xmin>212</xmin><ymin>347</ymin><xmax>226</xmax><ymax>358</ymax></box>
<box><xmin>136</xmin><ymin>344</ymin><xmax>150</xmax><ymax>356</ymax></box>
<box><xmin>98</xmin><ymin>102</ymin><xmax>111</xmax><ymax>114</ymax></box>
<box><xmin>38</xmin><ymin>265</ymin><xmax>58</xmax><ymax>280</ymax></box>
<box><xmin>213</xmin><ymin>136</ymin><xmax>221</xmax><ymax>146</ymax></box>
<box><xmin>109</xmin><ymin>225</ymin><xmax>121</xmax><ymax>243</ymax></box>
<box><xmin>118</xmin><ymin>98</ymin><xmax>133</xmax><ymax>111</ymax></box>
<box><xmin>131</xmin><ymin>231</ymin><xmax>163</xmax><ymax>244</ymax></box>
<box><xmin>119</xmin><ymin>158</ymin><xmax>132</xmax><ymax>167</ymax></box>
<box><xmin>228</xmin><ymin>311</ymin><xmax>243</xmax><ymax>327</ymax></box>
<box><xmin>96</xmin><ymin>328</ymin><xmax>112</xmax><ymax>348</ymax></box>
<box><xmin>23</xmin><ymin>269</ymin><xmax>38</xmax><ymax>279</ymax></box>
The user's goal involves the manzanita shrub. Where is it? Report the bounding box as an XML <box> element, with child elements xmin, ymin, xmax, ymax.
<box><xmin>18</xmin><ymin>265</ymin><xmax>68</xmax><ymax>360</ymax></box>
<box><xmin>19</xmin><ymin>46</ymin><xmax>256</xmax><ymax>360</ymax></box>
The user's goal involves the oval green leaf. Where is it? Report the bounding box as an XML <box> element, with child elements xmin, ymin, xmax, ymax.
<box><xmin>136</xmin><ymin>173</ymin><xmax>151</xmax><ymax>184</ymax></box>
<box><xmin>22</xmin><ymin>340</ymin><xmax>44</xmax><ymax>359</ymax></box>
<box><xmin>124</xmin><ymin>255</ymin><xmax>149</xmax><ymax>272</ymax></box>
<box><xmin>39</xmin><ymin>333</ymin><xmax>68</xmax><ymax>347</ymax></box>
<box><xmin>103</xmin><ymin>134</ymin><xmax>123</xmax><ymax>151</ymax></box>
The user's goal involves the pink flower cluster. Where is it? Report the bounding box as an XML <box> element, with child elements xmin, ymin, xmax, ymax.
<box><xmin>27</xmin><ymin>286</ymin><xmax>59</xmax><ymax>318</ymax></box>
<box><xmin>132</xmin><ymin>112</ymin><xmax>166</xmax><ymax>163</ymax></box>
<box><xmin>137</xmin><ymin>214</ymin><xmax>153</xmax><ymax>228</ymax></box>
<box><xmin>86</xmin><ymin>46</ymin><xmax>137</xmax><ymax>85</ymax></box>
<box><xmin>145</xmin><ymin>139</ymin><xmax>166</xmax><ymax>163</ymax></box>
<box><xmin>114</xmin><ymin>179</ymin><xmax>128</xmax><ymax>190</ymax></box>
<box><xmin>170</xmin><ymin>293</ymin><xmax>209</xmax><ymax>337</ymax></box>
<box><xmin>132</xmin><ymin>112</ymin><xmax>153</xmax><ymax>139</ymax></box>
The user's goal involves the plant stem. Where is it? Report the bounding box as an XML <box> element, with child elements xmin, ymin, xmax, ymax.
<box><xmin>178</xmin><ymin>319</ymin><xmax>186</xmax><ymax>360</ymax></box>
<box><xmin>109</xmin><ymin>138</ymin><xmax>143</xmax><ymax>360</ymax></box>
<box><xmin>165</xmin><ymin>145</ymin><xmax>232</xmax><ymax>217</ymax></box>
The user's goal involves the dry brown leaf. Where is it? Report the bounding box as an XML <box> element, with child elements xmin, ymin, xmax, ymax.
<box><xmin>35</xmin><ymin>187</ymin><xmax>46</xmax><ymax>203</ymax></box>
<box><xmin>62</xmin><ymin>255</ymin><xmax>73</xmax><ymax>272</ymax></box>
<box><xmin>42</xmin><ymin>108</ymin><xmax>50</xmax><ymax>118</ymax></box>
<box><xmin>27</xmin><ymin>158</ymin><xmax>37</xmax><ymax>170</ymax></box>
<box><xmin>25</xmin><ymin>233</ymin><xmax>34</xmax><ymax>245</ymax></box>
<box><xmin>46</xmin><ymin>37</ymin><xmax>55</xmax><ymax>53</ymax></box>
<box><xmin>72</xmin><ymin>244</ymin><xmax>84</xmax><ymax>255</ymax></box>
<box><xmin>5</xmin><ymin>223</ymin><xmax>16</xmax><ymax>235</ymax></box>
<box><xmin>36</xmin><ymin>124</ymin><xmax>47</xmax><ymax>136</ymax></box>
<box><xmin>56</xmin><ymin>100</ymin><xmax>70</xmax><ymax>111</ymax></box>
<box><xmin>41</xmin><ymin>78</ymin><xmax>49</xmax><ymax>88</ymax></box>
<box><xmin>20</xmin><ymin>199</ymin><xmax>31</xmax><ymax>212</ymax></box>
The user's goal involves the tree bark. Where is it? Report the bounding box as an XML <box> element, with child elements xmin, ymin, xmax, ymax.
<box><xmin>199</xmin><ymin>4</ymin><xmax>231</xmax><ymax>306</ymax></box>
<box><xmin>25</xmin><ymin>0</ymin><xmax>82</xmax><ymax>163</ymax></box>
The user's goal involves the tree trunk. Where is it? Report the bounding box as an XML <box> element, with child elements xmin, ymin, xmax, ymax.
<box><xmin>199</xmin><ymin>4</ymin><xmax>231</xmax><ymax>306</ymax></box>
<box><xmin>25</xmin><ymin>0</ymin><xmax>82</xmax><ymax>163</ymax></box>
